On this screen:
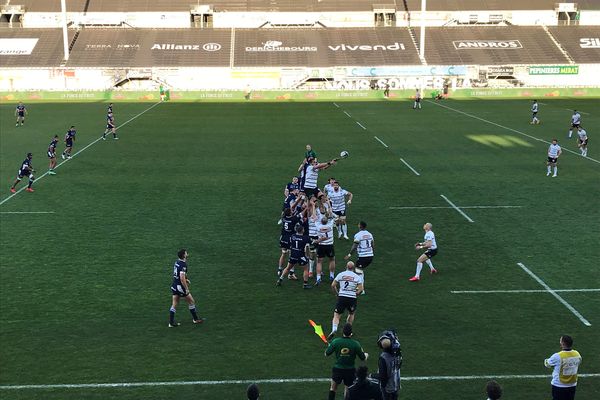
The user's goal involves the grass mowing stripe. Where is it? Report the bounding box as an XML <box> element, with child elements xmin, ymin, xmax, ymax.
<box><xmin>0</xmin><ymin>101</ymin><xmax>162</xmax><ymax>206</ymax></box>
<box><xmin>3</xmin><ymin>374</ymin><xmax>599</xmax><ymax>389</ymax></box>
<box><xmin>517</xmin><ymin>262</ymin><xmax>592</xmax><ymax>326</ymax></box>
<box><xmin>427</xmin><ymin>100</ymin><xmax>600</xmax><ymax>164</ymax></box>
<box><xmin>440</xmin><ymin>194</ymin><xmax>474</xmax><ymax>223</ymax></box>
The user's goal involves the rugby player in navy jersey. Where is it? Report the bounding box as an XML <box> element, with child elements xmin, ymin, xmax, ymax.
<box><xmin>62</xmin><ymin>126</ymin><xmax>76</xmax><ymax>159</ymax></box>
<box><xmin>10</xmin><ymin>153</ymin><xmax>35</xmax><ymax>193</ymax></box>
<box><xmin>107</xmin><ymin>103</ymin><xmax>113</xmax><ymax>114</ymax></box>
<box><xmin>169</xmin><ymin>249</ymin><xmax>206</xmax><ymax>327</ymax></box>
<box><xmin>102</xmin><ymin>112</ymin><xmax>118</xmax><ymax>140</ymax></box>
<box><xmin>278</xmin><ymin>177</ymin><xmax>301</xmax><ymax>225</ymax></box>
<box><xmin>47</xmin><ymin>135</ymin><xmax>59</xmax><ymax>175</ymax></box>
<box><xmin>276</xmin><ymin>224</ymin><xmax>312</xmax><ymax>289</ymax></box>
<box><xmin>15</xmin><ymin>102</ymin><xmax>27</xmax><ymax>126</ymax></box>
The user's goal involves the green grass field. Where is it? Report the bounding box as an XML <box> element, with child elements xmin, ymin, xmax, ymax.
<box><xmin>0</xmin><ymin>98</ymin><xmax>599</xmax><ymax>400</ymax></box>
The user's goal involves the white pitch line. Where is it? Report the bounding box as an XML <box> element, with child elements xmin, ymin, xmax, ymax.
<box><xmin>427</xmin><ymin>100</ymin><xmax>600</xmax><ymax>164</ymax></box>
<box><xmin>2</xmin><ymin>374</ymin><xmax>599</xmax><ymax>389</ymax></box>
<box><xmin>333</xmin><ymin>102</ymin><xmax>340</xmax><ymax>108</ymax></box>
<box><xmin>390</xmin><ymin>205</ymin><xmax>521</xmax><ymax>210</ymax></box>
<box><xmin>440</xmin><ymin>194</ymin><xmax>474</xmax><ymax>222</ymax></box>
<box><xmin>356</xmin><ymin>121</ymin><xmax>367</xmax><ymax>130</ymax></box>
<box><xmin>400</xmin><ymin>158</ymin><xmax>421</xmax><ymax>176</ymax></box>
<box><xmin>343</xmin><ymin>110</ymin><xmax>352</xmax><ymax>118</ymax></box>
<box><xmin>373</xmin><ymin>136</ymin><xmax>389</xmax><ymax>148</ymax></box>
<box><xmin>452</xmin><ymin>289</ymin><xmax>600</xmax><ymax>294</ymax></box>
<box><xmin>538</xmin><ymin>102</ymin><xmax>590</xmax><ymax>115</ymax></box>
<box><xmin>0</xmin><ymin>211</ymin><xmax>55</xmax><ymax>214</ymax></box>
<box><xmin>517</xmin><ymin>262</ymin><xmax>592</xmax><ymax>326</ymax></box>
<box><xmin>0</xmin><ymin>101</ymin><xmax>162</xmax><ymax>206</ymax></box>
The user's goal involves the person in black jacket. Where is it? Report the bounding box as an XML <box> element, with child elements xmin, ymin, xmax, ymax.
<box><xmin>377</xmin><ymin>331</ymin><xmax>401</xmax><ymax>400</ymax></box>
<box><xmin>345</xmin><ymin>366</ymin><xmax>382</xmax><ymax>400</ymax></box>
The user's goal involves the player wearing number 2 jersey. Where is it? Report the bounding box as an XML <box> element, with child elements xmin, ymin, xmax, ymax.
<box><xmin>327</xmin><ymin>262</ymin><xmax>364</xmax><ymax>342</ymax></box>
<box><xmin>345</xmin><ymin>221</ymin><xmax>374</xmax><ymax>295</ymax></box>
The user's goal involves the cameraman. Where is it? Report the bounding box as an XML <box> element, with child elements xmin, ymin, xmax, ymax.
<box><xmin>377</xmin><ymin>331</ymin><xmax>402</xmax><ymax>400</ymax></box>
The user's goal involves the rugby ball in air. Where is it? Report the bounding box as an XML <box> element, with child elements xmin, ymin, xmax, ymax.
<box><xmin>340</xmin><ymin>151</ymin><xmax>349</xmax><ymax>158</ymax></box>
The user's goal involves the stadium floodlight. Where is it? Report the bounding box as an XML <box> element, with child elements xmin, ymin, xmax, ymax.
<box><xmin>419</xmin><ymin>0</ymin><xmax>426</xmax><ymax>60</ymax></box>
<box><xmin>61</xmin><ymin>0</ymin><xmax>69</xmax><ymax>61</ymax></box>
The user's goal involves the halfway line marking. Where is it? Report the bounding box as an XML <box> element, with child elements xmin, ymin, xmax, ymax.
<box><xmin>452</xmin><ymin>288</ymin><xmax>600</xmax><ymax>294</ymax></box>
<box><xmin>427</xmin><ymin>100</ymin><xmax>600</xmax><ymax>164</ymax></box>
<box><xmin>373</xmin><ymin>136</ymin><xmax>388</xmax><ymax>148</ymax></box>
<box><xmin>0</xmin><ymin>101</ymin><xmax>162</xmax><ymax>206</ymax></box>
<box><xmin>2</xmin><ymin>374</ymin><xmax>599</xmax><ymax>389</ymax></box>
<box><xmin>517</xmin><ymin>262</ymin><xmax>591</xmax><ymax>326</ymax></box>
<box><xmin>440</xmin><ymin>195</ymin><xmax>474</xmax><ymax>222</ymax></box>
<box><xmin>390</xmin><ymin>205</ymin><xmax>521</xmax><ymax>210</ymax></box>
<box><xmin>400</xmin><ymin>158</ymin><xmax>420</xmax><ymax>176</ymax></box>
<box><xmin>356</xmin><ymin>121</ymin><xmax>366</xmax><ymax>130</ymax></box>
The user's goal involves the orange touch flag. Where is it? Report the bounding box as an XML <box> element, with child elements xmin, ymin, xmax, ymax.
<box><xmin>308</xmin><ymin>319</ymin><xmax>328</xmax><ymax>344</ymax></box>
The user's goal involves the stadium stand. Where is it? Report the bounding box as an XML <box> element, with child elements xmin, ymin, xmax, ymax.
<box><xmin>66</xmin><ymin>29</ymin><xmax>231</xmax><ymax>67</ymax></box>
<box><xmin>233</xmin><ymin>28</ymin><xmax>421</xmax><ymax>67</ymax></box>
<box><xmin>404</xmin><ymin>0</ymin><xmax>600</xmax><ymax>11</ymax></box>
<box><xmin>417</xmin><ymin>26</ymin><xmax>570</xmax><ymax>65</ymax></box>
<box><xmin>0</xmin><ymin>28</ymin><xmax>73</xmax><ymax>67</ymax></box>
<box><xmin>547</xmin><ymin>26</ymin><xmax>600</xmax><ymax>63</ymax></box>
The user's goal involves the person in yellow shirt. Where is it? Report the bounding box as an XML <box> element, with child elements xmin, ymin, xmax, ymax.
<box><xmin>544</xmin><ymin>335</ymin><xmax>582</xmax><ymax>400</ymax></box>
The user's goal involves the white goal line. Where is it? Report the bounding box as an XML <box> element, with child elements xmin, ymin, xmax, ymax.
<box><xmin>2</xmin><ymin>374</ymin><xmax>599</xmax><ymax>390</ymax></box>
<box><xmin>452</xmin><ymin>289</ymin><xmax>600</xmax><ymax>294</ymax></box>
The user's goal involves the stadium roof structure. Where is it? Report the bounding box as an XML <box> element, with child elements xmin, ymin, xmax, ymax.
<box><xmin>12</xmin><ymin>0</ymin><xmax>600</xmax><ymax>12</ymax></box>
<box><xmin>417</xmin><ymin>26</ymin><xmax>571</xmax><ymax>65</ymax></box>
<box><xmin>0</xmin><ymin>28</ymin><xmax>73</xmax><ymax>67</ymax></box>
<box><xmin>548</xmin><ymin>26</ymin><xmax>600</xmax><ymax>64</ymax></box>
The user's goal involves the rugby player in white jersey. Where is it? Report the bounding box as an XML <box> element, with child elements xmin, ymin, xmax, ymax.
<box><xmin>409</xmin><ymin>223</ymin><xmax>438</xmax><ymax>282</ymax></box>
<box><xmin>547</xmin><ymin>139</ymin><xmax>562</xmax><ymax>177</ymax></box>
<box><xmin>413</xmin><ymin>89</ymin><xmax>422</xmax><ymax>109</ymax></box>
<box><xmin>307</xmin><ymin>197</ymin><xmax>323</xmax><ymax>278</ymax></box>
<box><xmin>329</xmin><ymin>181</ymin><xmax>353</xmax><ymax>240</ymax></box>
<box><xmin>300</xmin><ymin>157</ymin><xmax>336</xmax><ymax>198</ymax></box>
<box><xmin>327</xmin><ymin>261</ymin><xmax>363</xmax><ymax>341</ymax></box>
<box><xmin>576</xmin><ymin>127</ymin><xmax>588</xmax><ymax>157</ymax></box>
<box><xmin>530</xmin><ymin>100</ymin><xmax>540</xmax><ymax>125</ymax></box>
<box><xmin>345</xmin><ymin>221</ymin><xmax>373</xmax><ymax>295</ymax></box>
<box><xmin>323</xmin><ymin>177</ymin><xmax>336</xmax><ymax>197</ymax></box>
<box><xmin>568</xmin><ymin>110</ymin><xmax>581</xmax><ymax>139</ymax></box>
<box><xmin>315</xmin><ymin>214</ymin><xmax>337</xmax><ymax>285</ymax></box>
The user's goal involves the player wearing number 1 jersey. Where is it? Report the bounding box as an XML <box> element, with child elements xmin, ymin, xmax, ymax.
<box><xmin>327</xmin><ymin>262</ymin><xmax>364</xmax><ymax>342</ymax></box>
<box><xmin>345</xmin><ymin>221</ymin><xmax>374</xmax><ymax>295</ymax></box>
<box><xmin>276</xmin><ymin>225</ymin><xmax>312</xmax><ymax>289</ymax></box>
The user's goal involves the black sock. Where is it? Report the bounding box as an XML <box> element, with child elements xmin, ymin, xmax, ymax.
<box><xmin>328</xmin><ymin>390</ymin><xmax>336</xmax><ymax>400</ymax></box>
<box><xmin>169</xmin><ymin>307</ymin><xmax>176</xmax><ymax>324</ymax></box>
<box><xmin>189</xmin><ymin>306</ymin><xmax>199</xmax><ymax>320</ymax></box>
<box><xmin>28</xmin><ymin>181</ymin><xmax>33</xmax><ymax>188</ymax></box>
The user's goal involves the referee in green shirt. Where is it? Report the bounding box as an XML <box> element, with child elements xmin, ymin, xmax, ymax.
<box><xmin>325</xmin><ymin>323</ymin><xmax>368</xmax><ymax>400</ymax></box>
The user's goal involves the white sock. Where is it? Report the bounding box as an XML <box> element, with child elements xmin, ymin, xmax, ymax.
<box><xmin>309</xmin><ymin>259</ymin><xmax>314</xmax><ymax>273</ymax></box>
<box><xmin>547</xmin><ymin>166</ymin><xmax>551</xmax><ymax>174</ymax></box>
<box><xmin>569</xmin><ymin>130</ymin><xmax>572</xmax><ymax>138</ymax></box>
<box><xmin>316</xmin><ymin>274</ymin><xmax>321</xmax><ymax>282</ymax></box>
<box><xmin>331</xmin><ymin>323</ymin><xmax>338</xmax><ymax>334</ymax></box>
<box><xmin>330</xmin><ymin>271</ymin><xmax>335</xmax><ymax>279</ymax></box>
<box><xmin>425</xmin><ymin>259</ymin><xmax>434</xmax><ymax>270</ymax></box>
<box><xmin>415</xmin><ymin>262</ymin><xmax>423</xmax><ymax>278</ymax></box>
<box><xmin>342</xmin><ymin>224</ymin><xmax>347</xmax><ymax>236</ymax></box>
<box><xmin>554</xmin><ymin>166</ymin><xmax>558</xmax><ymax>175</ymax></box>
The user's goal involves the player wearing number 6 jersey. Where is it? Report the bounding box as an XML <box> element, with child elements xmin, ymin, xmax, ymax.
<box><xmin>327</xmin><ymin>262</ymin><xmax>363</xmax><ymax>342</ymax></box>
<box><xmin>345</xmin><ymin>221</ymin><xmax>373</xmax><ymax>295</ymax></box>
<box><xmin>409</xmin><ymin>223</ymin><xmax>438</xmax><ymax>282</ymax></box>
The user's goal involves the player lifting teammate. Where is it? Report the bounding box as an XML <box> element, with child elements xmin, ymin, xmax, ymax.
<box><xmin>276</xmin><ymin>224</ymin><xmax>312</xmax><ymax>289</ymax></box>
<box><xmin>409</xmin><ymin>223</ymin><xmax>438</xmax><ymax>282</ymax></box>
<box><xmin>169</xmin><ymin>249</ymin><xmax>206</xmax><ymax>327</ymax></box>
<box><xmin>10</xmin><ymin>153</ymin><xmax>35</xmax><ymax>193</ymax></box>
